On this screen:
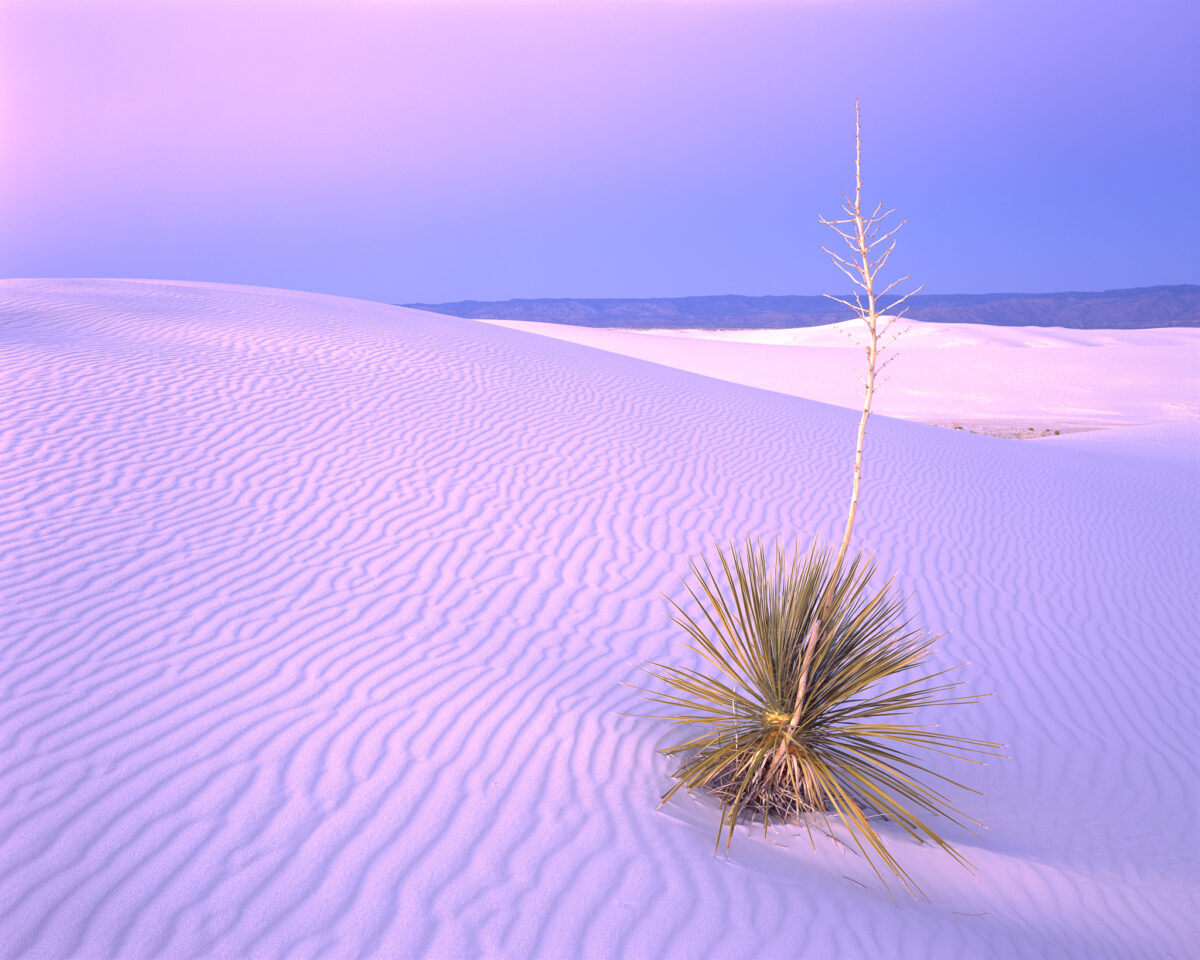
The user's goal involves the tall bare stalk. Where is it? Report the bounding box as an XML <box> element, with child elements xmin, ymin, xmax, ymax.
<box><xmin>772</xmin><ymin>102</ymin><xmax>925</xmax><ymax>762</ymax></box>
<box><xmin>820</xmin><ymin>99</ymin><xmax>923</xmax><ymax>578</ymax></box>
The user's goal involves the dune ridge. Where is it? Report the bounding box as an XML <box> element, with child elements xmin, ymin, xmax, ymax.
<box><xmin>472</xmin><ymin>317</ymin><xmax>1200</xmax><ymax>432</ymax></box>
<box><xmin>1</xmin><ymin>279</ymin><xmax>1196</xmax><ymax>959</ymax></box>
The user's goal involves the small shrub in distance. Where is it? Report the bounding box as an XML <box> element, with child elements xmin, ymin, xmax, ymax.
<box><xmin>639</xmin><ymin>538</ymin><xmax>1001</xmax><ymax>898</ymax></box>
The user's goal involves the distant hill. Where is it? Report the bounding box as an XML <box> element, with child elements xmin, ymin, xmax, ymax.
<box><xmin>405</xmin><ymin>284</ymin><xmax>1200</xmax><ymax>330</ymax></box>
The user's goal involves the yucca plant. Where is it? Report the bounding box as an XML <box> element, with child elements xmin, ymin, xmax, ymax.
<box><xmin>639</xmin><ymin>537</ymin><xmax>1000</xmax><ymax>898</ymax></box>
<box><xmin>638</xmin><ymin>101</ymin><xmax>1000</xmax><ymax>897</ymax></box>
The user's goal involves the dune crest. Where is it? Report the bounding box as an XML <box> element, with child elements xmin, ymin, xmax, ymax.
<box><xmin>474</xmin><ymin>316</ymin><xmax>1199</xmax><ymax>433</ymax></box>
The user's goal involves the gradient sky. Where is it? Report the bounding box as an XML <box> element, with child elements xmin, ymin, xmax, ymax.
<box><xmin>1</xmin><ymin>0</ymin><xmax>1196</xmax><ymax>303</ymax></box>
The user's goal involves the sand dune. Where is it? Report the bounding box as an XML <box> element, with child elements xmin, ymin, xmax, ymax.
<box><xmin>1</xmin><ymin>279</ymin><xmax>1197</xmax><ymax>959</ymax></box>
<box><xmin>474</xmin><ymin>317</ymin><xmax>1200</xmax><ymax>433</ymax></box>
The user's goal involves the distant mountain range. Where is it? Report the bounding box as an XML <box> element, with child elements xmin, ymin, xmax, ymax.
<box><xmin>405</xmin><ymin>284</ymin><xmax>1199</xmax><ymax>330</ymax></box>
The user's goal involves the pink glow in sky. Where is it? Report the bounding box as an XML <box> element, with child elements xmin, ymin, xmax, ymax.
<box><xmin>1</xmin><ymin>0</ymin><xmax>1196</xmax><ymax>302</ymax></box>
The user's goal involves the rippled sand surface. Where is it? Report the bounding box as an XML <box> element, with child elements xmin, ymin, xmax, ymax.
<box><xmin>1</xmin><ymin>279</ymin><xmax>1196</xmax><ymax>959</ymax></box>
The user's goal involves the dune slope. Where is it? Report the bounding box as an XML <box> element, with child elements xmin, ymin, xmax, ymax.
<box><xmin>1</xmin><ymin>280</ymin><xmax>1197</xmax><ymax>960</ymax></box>
<box><xmin>474</xmin><ymin>317</ymin><xmax>1200</xmax><ymax>431</ymax></box>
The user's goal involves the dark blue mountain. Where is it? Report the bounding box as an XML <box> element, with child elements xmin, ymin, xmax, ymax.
<box><xmin>405</xmin><ymin>284</ymin><xmax>1199</xmax><ymax>330</ymax></box>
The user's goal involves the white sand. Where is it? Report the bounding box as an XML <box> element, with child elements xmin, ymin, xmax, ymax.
<box><xmin>474</xmin><ymin>317</ymin><xmax>1200</xmax><ymax>431</ymax></box>
<box><xmin>0</xmin><ymin>279</ymin><xmax>1196</xmax><ymax>959</ymax></box>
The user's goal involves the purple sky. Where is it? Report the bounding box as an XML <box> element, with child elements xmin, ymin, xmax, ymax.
<box><xmin>1</xmin><ymin>0</ymin><xmax>1196</xmax><ymax>303</ymax></box>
